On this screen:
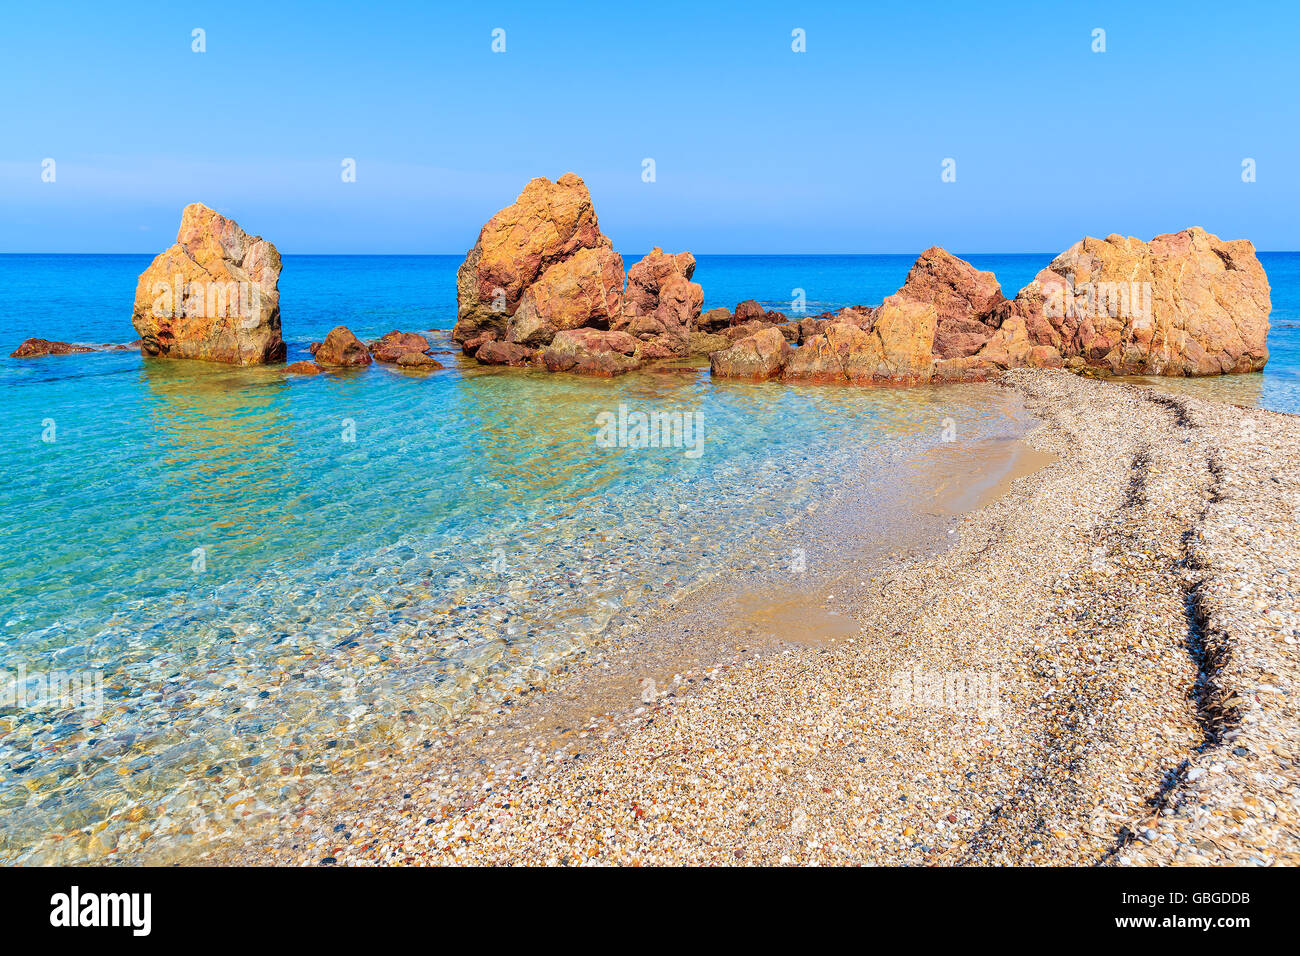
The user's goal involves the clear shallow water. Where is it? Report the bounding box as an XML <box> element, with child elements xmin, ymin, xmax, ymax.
<box><xmin>0</xmin><ymin>252</ymin><xmax>1295</xmax><ymax>863</ymax></box>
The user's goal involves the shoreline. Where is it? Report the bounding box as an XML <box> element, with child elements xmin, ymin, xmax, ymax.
<box><xmin>202</xmin><ymin>370</ymin><xmax>1299</xmax><ymax>866</ymax></box>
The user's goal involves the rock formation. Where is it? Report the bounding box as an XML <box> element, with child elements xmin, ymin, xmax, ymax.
<box><xmin>710</xmin><ymin>228</ymin><xmax>1271</xmax><ymax>385</ymax></box>
<box><xmin>131</xmin><ymin>203</ymin><xmax>284</xmax><ymax>364</ymax></box>
<box><xmin>997</xmin><ymin>227</ymin><xmax>1270</xmax><ymax>376</ymax></box>
<box><xmin>455</xmin><ymin>175</ymin><xmax>705</xmax><ymax>375</ymax></box>
<box><xmin>541</xmin><ymin>329</ymin><xmax>641</xmax><ymax>377</ymax></box>
<box><xmin>507</xmin><ymin>245</ymin><xmax>625</xmax><ymax>347</ymax></box>
<box><xmin>454</xmin><ymin>183</ymin><xmax>1268</xmax><ymax>385</ymax></box>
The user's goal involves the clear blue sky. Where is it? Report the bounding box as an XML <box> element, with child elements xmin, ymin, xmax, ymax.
<box><xmin>1</xmin><ymin>0</ymin><xmax>1296</xmax><ymax>253</ymax></box>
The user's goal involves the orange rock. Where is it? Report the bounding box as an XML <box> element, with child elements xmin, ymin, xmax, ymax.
<box><xmin>369</xmin><ymin>330</ymin><xmax>431</xmax><ymax>363</ymax></box>
<box><xmin>131</xmin><ymin>203</ymin><xmax>284</xmax><ymax>365</ymax></box>
<box><xmin>454</xmin><ymin>173</ymin><xmax>607</xmax><ymax>342</ymax></box>
<box><xmin>781</xmin><ymin>302</ymin><xmax>937</xmax><ymax>385</ymax></box>
<box><xmin>1009</xmin><ymin>227</ymin><xmax>1270</xmax><ymax>375</ymax></box>
<box><xmin>616</xmin><ymin>247</ymin><xmax>703</xmax><ymax>357</ymax></box>
<box><xmin>891</xmin><ymin>247</ymin><xmax>1005</xmax><ymax>359</ymax></box>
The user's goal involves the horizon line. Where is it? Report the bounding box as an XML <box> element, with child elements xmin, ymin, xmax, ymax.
<box><xmin>4</xmin><ymin>250</ymin><xmax>1300</xmax><ymax>258</ymax></box>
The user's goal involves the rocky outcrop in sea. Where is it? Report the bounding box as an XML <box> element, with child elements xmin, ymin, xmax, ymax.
<box><xmin>131</xmin><ymin>203</ymin><xmax>285</xmax><ymax>365</ymax></box>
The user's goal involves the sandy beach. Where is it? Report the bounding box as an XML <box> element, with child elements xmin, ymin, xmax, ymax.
<box><xmin>203</xmin><ymin>370</ymin><xmax>1297</xmax><ymax>866</ymax></box>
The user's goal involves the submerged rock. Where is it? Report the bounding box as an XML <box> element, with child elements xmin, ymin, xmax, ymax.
<box><xmin>131</xmin><ymin>203</ymin><xmax>285</xmax><ymax>365</ymax></box>
<box><xmin>10</xmin><ymin>338</ymin><xmax>96</xmax><ymax>358</ymax></box>
<box><xmin>284</xmin><ymin>360</ymin><xmax>323</xmax><ymax>375</ymax></box>
<box><xmin>394</xmin><ymin>352</ymin><xmax>442</xmax><ymax>369</ymax></box>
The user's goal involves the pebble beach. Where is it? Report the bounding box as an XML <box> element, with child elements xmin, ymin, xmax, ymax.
<box><xmin>218</xmin><ymin>370</ymin><xmax>1298</xmax><ymax>866</ymax></box>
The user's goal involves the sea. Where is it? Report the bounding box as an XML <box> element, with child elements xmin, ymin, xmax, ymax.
<box><xmin>1</xmin><ymin>252</ymin><xmax>1296</xmax><ymax>863</ymax></box>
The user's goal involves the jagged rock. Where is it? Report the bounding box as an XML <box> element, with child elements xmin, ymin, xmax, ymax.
<box><xmin>891</xmin><ymin>247</ymin><xmax>1005</xmax><ymax>359</ymax></box>
<box><xmin>624</xmin><ymin>247</ymin><xmax>696</xmax><ymax>317</ymax></box>
<box><xmin>314</xmin><ymin>326</ymin><xmax>372</xmax><ymax>367</ymax></box>
<box><xmin>616</xmin><ymin>248</ymin><xmax>703</xmax><ymax>356</ymax></box>
<box><xmin>454</xmin><ymin>173</ymin><xmax>606</xmax><ymax>342</ymax></box>
<box><xmin>131</xmin><ymin>203</ymin><xmax>284</xmax><ymax>364</ymax></box>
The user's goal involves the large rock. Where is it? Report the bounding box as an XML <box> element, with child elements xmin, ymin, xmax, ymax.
<box><xmin>131</xmin><ymin>203</ymin><xmax>284</xmax><ymax>364</ymax></box>
<box><xmin>541</xmin><ymin>328</ymin><xmax>641</xmax><ymax>377</ymax></box>
<box><xmin>708</xmin><ymin>327</ymin><xmax>790</xmax><ymax>380</ymax></box>
<box><xmin>1003</xmin><ymin>227</ymin><xmax>1270</xmax><ymax>376</ymax></box>
<box><xmin>454</xmin><ymin>173</ymin><xmax>607</xmax><ymax>342</ymax></box>
<box><xmin>506</xmin><ymin>246</ymin><xmax>625</xmax><ymax>346</ymax></box>
<box><xmin>891</xmin><ymin>247</ymin><xmax>1005</xmax><ymax>359</ymax></box>
<box><xmin>314</xmin><ymin>326</ymin><xmax>372</xmax><ymax>367</ymax></box>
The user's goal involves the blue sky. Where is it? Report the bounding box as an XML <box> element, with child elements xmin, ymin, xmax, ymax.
<box><xmin>1</xmin><ymin>0</ymin><xmax>1296</xmax><ymax>253</ymax></box>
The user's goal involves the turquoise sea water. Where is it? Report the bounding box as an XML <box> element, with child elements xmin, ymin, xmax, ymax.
<box><xmin>0</xmin><ymin>252</ymin><xmax>1296</xmax><ymax>863</ymax></box>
